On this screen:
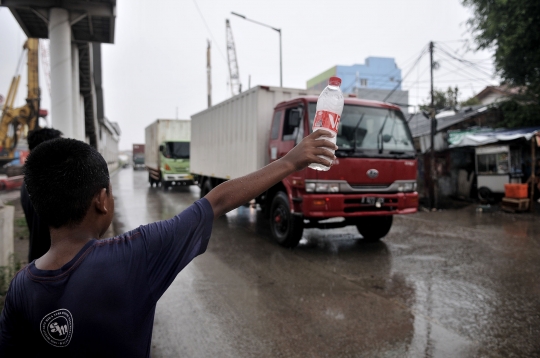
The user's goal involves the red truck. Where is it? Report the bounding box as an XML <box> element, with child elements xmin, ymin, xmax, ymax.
<box><xmin>132</xmin><ymin>144</ymin><xmax>145</xmax><ymax>170</ymax></box>
<box><xmin>191</xmin><ymin>86</ymin><xmax>418</xmax><ymax>247</ymax></box>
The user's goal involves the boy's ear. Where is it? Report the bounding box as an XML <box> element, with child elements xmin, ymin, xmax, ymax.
<box><xmin>94</xmin><ymin>188</ymin><xmax>110</xmax><ymax>214</ymax></box>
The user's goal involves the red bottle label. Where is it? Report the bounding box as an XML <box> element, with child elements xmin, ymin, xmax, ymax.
<box><xmin>312</xmin><ymin>110</ymin><xmax>341</xmax><ymax>133</ymax></box>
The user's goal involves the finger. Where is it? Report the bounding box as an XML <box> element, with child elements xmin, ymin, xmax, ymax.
<box><xmin>312</xmin><ymin>154</ymin><xmax>334</xmax><ymax>167</ymax></box>
<box><xmin>312</xmin><ymin>139</ymin><xmax>338</xmax><ymax>150</ymax></box>
<box><xmin>314</xmin><ymin>148</ymin><xmax>336</xmax><ymax>160</ymax></box>
<box><xmin>309</xmin><ymin>130</ymin><xmax>336</xmax><ymax>139</ymax></box>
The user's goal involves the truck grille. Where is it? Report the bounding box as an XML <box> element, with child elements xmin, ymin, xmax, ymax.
<box><xmin>343</xmin><ymin>198</ymin><xmax>398</xmax><ymax>213</ymax></box>
<box><xmin>349</xmin><ymin>184</ymin><xmax>390</xmax><ymax>190</ymax></box>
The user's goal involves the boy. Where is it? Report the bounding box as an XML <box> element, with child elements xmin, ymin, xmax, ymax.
<box><xmin>0</xmin><ymin>130</ymin><xmax>336</xmax><ymax>357</ymax></box>
<box><xmin>21</xmin><ymin>127</ymin><xmax>63</xmax><ymax>262</ymax></box>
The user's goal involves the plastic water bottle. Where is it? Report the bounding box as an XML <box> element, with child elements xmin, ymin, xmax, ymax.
<box><xmin>309</xmin><ymin>76</ymin><xmax>344</xmax><ymax>171</ymax></box>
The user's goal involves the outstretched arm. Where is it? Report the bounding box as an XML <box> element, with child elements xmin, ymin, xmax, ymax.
<box><xmin>204</xmin><ymin>130</ymin><xmax>337</xmax><ymax>218</ymax></box>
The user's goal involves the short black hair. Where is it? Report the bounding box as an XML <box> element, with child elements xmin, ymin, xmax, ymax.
<box><xmin>24</xmin><ymin>138</ymin><xmax>110</xmax><ymax>228</ymax></box>
<box><xmin>27</xmin><ymin>127</ymin><xmax>63</xmax><ymax>151</ymax></box>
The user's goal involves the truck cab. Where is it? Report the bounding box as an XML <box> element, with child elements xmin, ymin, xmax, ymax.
<box><xmin>145</xmin><ymin>119</ymin><xmax>192</xmax><ymax>190</ymax></box>
<box><xmin>157</xmin><ymin>141</ymin><xmax>193</xmax><ymax>188</ymax></box>
<box><xmin>263</xmin><ymin>96</ymin><xmax>418</xmax><ymax>247</ymax></box>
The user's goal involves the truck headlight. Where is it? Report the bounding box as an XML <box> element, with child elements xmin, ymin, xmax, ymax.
<box><xmin>328</xmin><ymin>183</ymin><xmax>340</xmax><ymax>192</ymax></box>
<box><xmin>316</xmin><ymin>183</ymin><xmax>329</xmax><ymax>192</ymax></box>
<box><xmin>397</xmin><ymin>182</ymin><xmax>416</xmax><ymax>192</ymax></box>
<box><xmin>306</xmin><ymin>182</ymin><xmax>340</xmax><ymax>193</ymax></box>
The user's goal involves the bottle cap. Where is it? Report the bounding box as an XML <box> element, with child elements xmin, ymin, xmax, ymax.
<box><xmin>329</xmin><ymin>76</ymin><xmax>341</xmax><ymax>86</ymax></box>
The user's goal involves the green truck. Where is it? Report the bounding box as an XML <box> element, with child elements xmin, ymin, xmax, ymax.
<box><xmin>145</xmin><ymin>119</ymin><xmax>193</xmax><ymax>189</ymax></box>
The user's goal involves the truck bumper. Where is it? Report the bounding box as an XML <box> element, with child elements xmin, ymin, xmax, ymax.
<box><xmin>163</xmin><ymin>173</ymin><xmax>194</xmax><ymax>185</ymax></box>
<box><xmin>299</xmin><ymin>192</ymin><xmax>418</xmax><ymax>218</ymax></box>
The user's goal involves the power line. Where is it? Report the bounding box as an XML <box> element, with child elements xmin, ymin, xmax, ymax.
<box><xmin>382</xmin><ymin>45</ymin><xmax>429</xmax><ymax>101</ymax></box>
<box><xmin>191</xmin><ymin>0</ymin><xmax>227</xmax><ymax>64</ymax></box>
<box><xmin>402</xmin><ymin>65</ymin><xmax>430</xmax><ymax>91</ymax></box>
<box><xmin>349</xmin><ymin>45</ymin><xmax>429</xmax><ymax>99</ymax></box>
<box><xmin>403</xmin><ymin>75</ymin><xmax>496</xmax><ymax>85</ymax></box>
<box><xmin>435</xmin><ymin>43</ymin><xmax>495</xmax><ymax>78</ymax></box>
<box><xmin>402</xmin><ymin>41</ymin><xmax>498</xmax><ymax>106</ymax></box>
<box><xmin>342</xmin><ymin>46</ymin><xmax>427</xmax><ymax>93</ymax></box>
<box><xmin>436</xmin><ymin>43</ymin><xmax>495</xmax><ymax>74</ymax></box>
<box><xmin>435</xmin><ymin>39</ymin><xmax>468</xmax><ymax>43</ymax></box>
<box><xmin>433</xmin><ymin>50</ymin><xmax>495</xmax><ymax>85</ymax></box>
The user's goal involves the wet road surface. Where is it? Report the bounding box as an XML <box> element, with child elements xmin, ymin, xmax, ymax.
<box><xmin>111</xmin><ymin>168</ymin><xmax>540</xmax><ymax>357</ymax></box>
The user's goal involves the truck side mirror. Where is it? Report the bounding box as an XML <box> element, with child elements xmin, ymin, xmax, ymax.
<box><xmin>159</xmin><ymin>145</ymin><xmax>164</xmax><ymax>152</ymax></box>
<box><xmin>289</xmin><ymin>109</ymin><xmax>301</xmax><ymax>127</ymax></box>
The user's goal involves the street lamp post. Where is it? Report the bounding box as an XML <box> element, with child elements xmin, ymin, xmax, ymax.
<box><xmin>231</xmin><ymin>12</ymin><xmax>282</xmax><ymax>87</ymax></box>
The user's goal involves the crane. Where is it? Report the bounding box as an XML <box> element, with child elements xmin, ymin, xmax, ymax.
<box><xmin>0</xmin><ymin>38</ymin><xmax>46</xmax><ymax>166</ymax></box>
<box><xmin>225</xmin><ymin>19</ymin><xmax>241</xmax><ymax>96</ymax></box>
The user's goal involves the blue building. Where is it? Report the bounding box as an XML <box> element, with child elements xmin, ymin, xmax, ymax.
<box><xmin>307</xmin><ymin>57</ymin><xmax>402</xmax><ymax>93</ymax></box>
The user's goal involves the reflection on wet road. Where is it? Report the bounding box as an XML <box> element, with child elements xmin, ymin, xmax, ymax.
<box><xmin>111</xmin><ymin>168</ymin><xmax>540</xmax><ymax>357</ymax></box>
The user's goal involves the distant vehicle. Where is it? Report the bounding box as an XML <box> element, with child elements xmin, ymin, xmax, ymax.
<box><xmin>191</xmin><ymin>85</ymin><xmax>418</xmax><ymax>247</ymax></box>
<box><xmin>132</xmin><ymin>144</ymin><xmax>145</xmax><ymax>170</ymax></box>
<box><xmin>145</xmin><ymin>119</ymin><xmax>193</xmax><ymax>189</ymax></box>
<box><xmin>118</xmin><ymin>154</ymin><xmax>129</xmax><ymax>168</ymax></box>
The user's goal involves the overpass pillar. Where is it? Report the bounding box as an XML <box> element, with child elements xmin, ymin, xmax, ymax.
<box><xmin>71</xmin><ymin>45</ymin><xmax>85</xmax><ymax>141</ymax></box>
<box><xmin>49</xmin><ymin>8</ymin><xmax>73</xmax><ymax>137</ymax></box>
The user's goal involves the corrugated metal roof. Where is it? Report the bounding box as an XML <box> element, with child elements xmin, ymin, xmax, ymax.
<box><xmin>408</xmin><ymin>104</ymin><xmax>489</xmax><ymax>138</ymax></box>
<box><xmin>449</xmin><ymin>126</ymin><xmax>540</xmax><ymax>147</ymax></box>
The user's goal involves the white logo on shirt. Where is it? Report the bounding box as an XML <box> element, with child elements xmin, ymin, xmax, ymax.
<box><xmin>40</xmin><ymin>309</ymin><xmax>73</xmax><ymax>347</ymax></box>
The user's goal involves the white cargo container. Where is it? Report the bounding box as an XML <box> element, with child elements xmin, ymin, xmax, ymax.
<box><xmin>191</xmin><ymin>85</ymin><xmax>419</xmax><ymax>249</ymax></box>
<box><xmin>145</xmin><ymin>119</ymin><xmax>192</xmax><ymax>188</ymax></box>
<box><xmin>191</xmin><ymin>86</ymin><xmax>314</xmax><ymax>180</ymax></box>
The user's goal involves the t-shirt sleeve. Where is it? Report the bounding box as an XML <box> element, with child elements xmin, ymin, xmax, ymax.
<box><xmin>139</xmin><ymin>198</ymin><xmax>214</xmax><ymax>301</ymax></box>
<box><xmin>0</xmin><ymin>282</ymin><xmax>22</xmax><ymax>356</ymax></box>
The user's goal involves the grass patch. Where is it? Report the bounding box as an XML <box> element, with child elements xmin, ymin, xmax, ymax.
<box><xmin>0</xmin><ymin>255</ymin><xmax>24</xmax><ymax>311</ymax></box>
<box><xmin>15</xmin><ymin>217</ymin><xmax>26</xmax><ymax>227</ymax></box>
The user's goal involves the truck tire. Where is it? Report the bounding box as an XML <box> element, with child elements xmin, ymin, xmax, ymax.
<box><xmin>200</xmin><ymin>180</ymin><xmax>212</xmax><ymax>199</ymax></box>
<box><xmin>356</xmin><ymin>216</ymin><xmax>393</xmax><ymax>242</ymax></box>
<box><xmin>270</xmin><ymin>192</ymin><xmax>303</xmax><ymax>248</ymax></box>
<box><xmin>148</xmin><ymin>173</ymin><xmax>156</xmax><ymax>187</ymax></box>
<box><xmin>161</xmin><ymin>178</ymin><xmax>170</xmax><ymax>190</ymax></box>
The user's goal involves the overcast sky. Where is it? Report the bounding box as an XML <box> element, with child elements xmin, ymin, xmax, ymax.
<box><xmin>0</xmin><ymin>0</ymin><xmax>498</xmax><ymax>150</ymax></box>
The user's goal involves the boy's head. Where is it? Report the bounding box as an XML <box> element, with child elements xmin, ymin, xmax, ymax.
<box><xmin>27</xmin><ymin>127</ymin><xmax>63</xmax><ymax>151</ymax></box>
<box><xmin>24</xmin><ymin>138</ymin><xmax>113</xmax><ymax>231</ymax></box>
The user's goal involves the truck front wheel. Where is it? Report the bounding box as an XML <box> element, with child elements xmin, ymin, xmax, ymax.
<box><xmin>200</xmin><ymin>180</ymin><xmax>212</xmax><ymax>199</ymax></box>
<box><xmin>270</xmin><ymin>192</ymin><xmax>303</xmax><ymax>248</ymax></box>
<box><xmin>161</xmin><ymin>178</ymin><xmax>170</xmax><ymax>190</ymax></box>
<box><xmin>355</xmin><ymin>216</ymin><xmax>393</xmax><ymax>242</ymax></box>
<box><xmin>148</xmin><ymin>173</ymin><xmax>156</xmax><ymax>187</ymax></box>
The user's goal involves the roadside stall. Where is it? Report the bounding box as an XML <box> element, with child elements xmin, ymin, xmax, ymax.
<box><xmin>474</xmin><ymin>145</ymin><xmax>522</xmax><ymax>200</ymax></box>
<box><xmin>450</xmin><ymin>127</ymin><xmax>540</xmax><ymax>208</ymax></box>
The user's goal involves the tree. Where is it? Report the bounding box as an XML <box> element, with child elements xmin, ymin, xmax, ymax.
<box><xmin>461</xmin><ymin>96</ymin><xmax>481</xmax><ymax>107</ymax></box>
<box><xmin>420</xmin><ymin>86</ymin><xmax>460</xmax><ymax>111</ymax></box>
<box><xmin>462</xmin><ymin>0</ymin><xmax>540</xmax><ymax>101</ymax></box>
<box><xmin>497</xmin><ymin>100</ymin><xmax>540</xmax><ymax>128</ymax></box>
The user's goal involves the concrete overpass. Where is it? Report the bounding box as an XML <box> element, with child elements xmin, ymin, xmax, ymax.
<box><xmin>1</xmin><ymin>0</ymin><xmax>120</xmax><ymax>165</ymax></box>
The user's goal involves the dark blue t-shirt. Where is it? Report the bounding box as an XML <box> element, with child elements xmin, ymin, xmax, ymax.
<box><xmin>0</xmin><ymin>198</ymin><xmax>213</xmax><ymax>357</ymax></box>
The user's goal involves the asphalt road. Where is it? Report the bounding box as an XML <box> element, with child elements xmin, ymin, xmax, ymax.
<box><xmin>111</xmin><ymin>168</ymin><xmax>540</xmax><ymax>358</ymax></box>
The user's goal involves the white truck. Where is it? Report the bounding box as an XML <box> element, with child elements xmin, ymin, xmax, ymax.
<box><xmin>145</xmin><ymin>119</ymin><xmax>193</xmax><ymax>189</ymax></box>
<box><xmin>190</xmin><ymin>85</ymin><xmax>418</xmax><ymax>247</ymax></box>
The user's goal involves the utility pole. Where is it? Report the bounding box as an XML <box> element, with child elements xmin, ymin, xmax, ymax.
<box><xmin>429</xmin><ymin>41</ymin><xmax>437</xmax><ymax>210</ymax></box>
<box><xmin>207</xmin><ymin>40</ymin><xmax>212</xmax><ymax>108</ymax></box>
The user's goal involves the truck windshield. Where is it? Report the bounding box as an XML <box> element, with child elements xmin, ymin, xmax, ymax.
<box><xmin>133</xmin><ymin>153</ymin><xmax>144</xmax><ymax>163</ymax></box>
<box><xmin>163</xmin><ymin>142</ymin><xmax>190</xmax><ymax>159</ymax></box>
<box><xmin>308</xmin><ymin>103</ymin><xmax>415</xmax><ymax>157</ymax></box>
